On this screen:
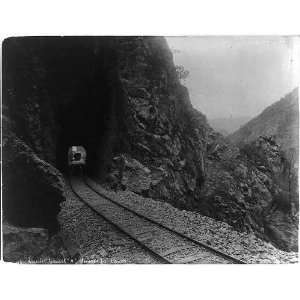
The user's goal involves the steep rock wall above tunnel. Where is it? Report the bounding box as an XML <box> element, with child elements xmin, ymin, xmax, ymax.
<box><xmin>3</xmin><ymin>37</ymin><xmax>125</xmax><ymax>174</ymax></box>
<box><xmin>2</xmin><ymin>37</ymin><xmax>126</xmax><ymax>230</ymax></box>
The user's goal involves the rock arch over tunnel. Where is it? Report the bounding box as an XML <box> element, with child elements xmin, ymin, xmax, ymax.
<box><xmin>3</xmin><ymin>37</ymin><xmax>129</xmax><ymax>179</ymax></box>
<box><xmin>46</xmin><ymin>39</ymin><xmax>129</xmax><ymax>177</ymax></box>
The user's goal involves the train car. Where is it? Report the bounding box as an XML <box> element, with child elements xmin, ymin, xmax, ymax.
<box><xmin>68</xmin><ymin>146</ymin><xmax>87</xmax><ymax>173</ymax></box>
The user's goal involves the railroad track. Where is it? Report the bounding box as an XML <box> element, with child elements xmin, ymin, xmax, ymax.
<box><xmin>69</xmin><ymin>176</ymin><xmax>245</xmax><ymax>264</ymax></box>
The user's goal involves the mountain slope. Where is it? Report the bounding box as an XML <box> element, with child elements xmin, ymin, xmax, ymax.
<box><xmin>229</xmin><ymin>88</ymin><xmax>299</xmax><ymax>163</ymax></box>
<box><xmin>209</xmin><ymin>116</ymin><xmax>251</xmax><ymax>136</ymax></box>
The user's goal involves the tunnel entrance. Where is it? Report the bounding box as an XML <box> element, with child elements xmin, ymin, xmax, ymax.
<box><xmin>56</xmin><ymin>69</ymin><xmax>124</xmax><ymax>179</ymax></box>
<box><xmin>7</xmin><ymin>37</ymin><xmax>130</xmax><ymax>179</ymax></box>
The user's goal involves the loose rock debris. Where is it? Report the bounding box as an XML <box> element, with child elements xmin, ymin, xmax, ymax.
<box><xmin>86</xmin><ymin>178</ymin><xmax>298</xmax><ymax>264</ymax></box>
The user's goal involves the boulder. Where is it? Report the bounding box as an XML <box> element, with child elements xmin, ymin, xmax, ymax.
<box><xmin>2</xmin><ymin>223</ymin><xmax>49</xmax><ymax>262</ymax></box>
<box><xmin>2</xmin><ymin>132</ymin><xmax>66</xmax><ymax>233</ymax></box>
<box><xmin>109</xmin><ymin>154</ymin><xmax>152</xmax><ymax>194</ymax></box>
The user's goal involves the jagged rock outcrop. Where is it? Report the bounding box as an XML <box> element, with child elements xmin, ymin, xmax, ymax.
<box><xmin>2</xmin><ymin>127</ymin><xmax>65</xmax><ymax>232</ymax></box>
<box><xmin>106</xmin><ymin>38</ymin><xmax>298</xmax><ymax>251</ymax></box>
<box><xmin>198</xmin><ymin>134</ymin><xmax>298</xmax><ymax>251</ymax></box>
<box><xmin>110</xmin><ymin>37</ymin><xmax>207</xmax><ymax>208</ymax></box>
<box><xmin>225</xmin><ymin>89</ymin><xmax>299</xmax><ymax>251</ymax></box>
<box><xmin>2</xmin><ymin>37</ymin><xmax>119</xmax><ymax>234</ymax></box>
<box><xmin>3</xmin><ymin>37</ymin><xmax>207</xmax><ymax>209</ymax></box>
<box><xmin>241</xmin><ymin>136</ymin><xmax>298</xmax><ymax>250</ymax></box>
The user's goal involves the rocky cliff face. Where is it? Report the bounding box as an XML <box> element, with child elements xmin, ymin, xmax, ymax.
<box><xmin>105</xmin><ymin>38</ymin><xmax>298</xmax><ymax>251</ymax></box>
<box><xmin>3</xmin><ymin>37</ymin><xmax>298</xmax><ymax>251</ymax></box>
<box><xmin>226</xmin><ymin>89</ymin><xmax>299</xmax><ymax>250</ymax></box>
<box><xmin>2</xmin><ymin>118</ymin><xmax>65</xmax><ymax>233</ymax></box>
<box><xmin>198</xmin><ymin>132</ymin><xmax>298</xmax><ymax>251</ymax></box>
<box><xmin>110</xmin><ymin>37</ymin><xmax>207</xmax><ymax>208</ymax></box>
<box><xmin>2</xmin><ymin>37</ymin><xmax>124</xmax><ymax>233</ymax></box>
<box><xmin>241</xmin><ymin>136</ymin><xmax>298</xmax><ymax>250</ymax></box>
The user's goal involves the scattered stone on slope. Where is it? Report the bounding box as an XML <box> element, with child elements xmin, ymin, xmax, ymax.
<box><xmin>87</xmin><ymin>178</ymin><xmax>298</xmax><ymax>264</ymax></box>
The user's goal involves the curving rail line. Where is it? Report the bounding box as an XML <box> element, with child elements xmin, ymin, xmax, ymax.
<box><xmin>69</xmin><ymin>176</ymin><xmax>246</xmax><ymax>264</ymax></box>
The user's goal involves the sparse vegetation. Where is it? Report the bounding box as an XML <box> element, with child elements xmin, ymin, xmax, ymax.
<box><xmin>175</xmin><ymin>65</ymin><xmax>189</xmax><ymax>81</ymax></box>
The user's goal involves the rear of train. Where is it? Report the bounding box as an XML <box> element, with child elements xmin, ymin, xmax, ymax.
<box><xmin>68</xmin><ymin>145</ymin><xmax>87</xmax><ymax>175</ymax></box>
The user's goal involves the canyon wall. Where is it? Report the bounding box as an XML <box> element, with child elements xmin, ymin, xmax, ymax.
<box><xmin>2</xmin><ymin>37</ymin><xmax>298</xmax><ymax>250</ymax></box>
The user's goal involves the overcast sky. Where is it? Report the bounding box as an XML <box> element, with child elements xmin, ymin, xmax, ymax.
<box><xmin>166</xmin><ymin>36</ymin><xmax>300</xmax><ymax>119</ymax></box>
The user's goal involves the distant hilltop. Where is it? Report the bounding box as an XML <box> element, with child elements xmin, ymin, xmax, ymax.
<box><xmin>229</xmin><ymin>87</ymin><xmax>299</xmax><ymax>162</ymax></box>
<box><xmin>208</xmin><ymin>116</ymin><xmax>251</xmax><ymax>136</ymax></box>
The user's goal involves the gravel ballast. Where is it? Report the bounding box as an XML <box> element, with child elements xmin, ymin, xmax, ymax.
<box><xmin>86</xmin><ymin>178</ymin><xmax>298</xmax><ymax>264</ymax></box>
<box><xmin>72</xmin><ymin>177</ymin><xmax>232</xmax><ymax>264</ymax></box>
<box><xmin>58</xmin><ymin>180</ymin><xmax>160</xmax><ymax>264</ymax></box>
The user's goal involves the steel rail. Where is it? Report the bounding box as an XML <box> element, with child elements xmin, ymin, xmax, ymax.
<box><xmin>84</xmin><ymin>177</ymin><xmax>246</xmax><ymax>264</ymax></box>
<box><xmin>69</xmin><ymin>177</ymin><xmax>171</xmax><ymax>264</ymax></box>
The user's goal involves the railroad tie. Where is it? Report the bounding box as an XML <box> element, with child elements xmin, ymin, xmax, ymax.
<box><xmin>160</xmin><ymin>245</ymin><xmax>195</xmax><ymax>257</ymax></box>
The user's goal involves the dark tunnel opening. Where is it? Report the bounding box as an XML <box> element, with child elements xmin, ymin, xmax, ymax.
<box><xmin>4</xmin><ymin>37</ymin><xmax>128</xmax><ymax>180</ymax></box>
<box><xmin>56</xmin><ymin>72</ymin><xmax>123</xmax><ymax>178</ymax></box>
<box><xmin>2</xmin><ymin>37</ymin><xmax>130</xmax><ymax>232</ymax></box>
<box><xmin>47</xmin><ymin>38</ymin><xmax>128</xmax><ymax>179</ymax></box>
